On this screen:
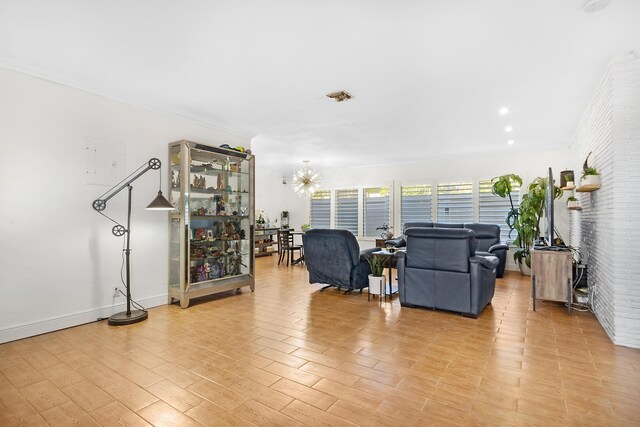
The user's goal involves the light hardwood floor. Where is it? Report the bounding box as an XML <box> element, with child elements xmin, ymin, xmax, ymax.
<box><xmin>1</xmin><ymin>257</ymin><xmax>639</xmax><ymax>426</ymax></box>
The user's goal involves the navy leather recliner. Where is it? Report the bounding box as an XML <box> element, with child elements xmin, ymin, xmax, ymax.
<box><xmin>387</xmin><ymin>222</ymin><xmax>508</xmax><ymax>278</ymax></box>
<box><xmin>302</xmin><ymin>229</ymin><xmax>375</xmax><ymax>292</ymax></box>
<box><xmin>397</xmin><ymin>227</ymin><xmax>499</xmax><ymax>317</ymax></box>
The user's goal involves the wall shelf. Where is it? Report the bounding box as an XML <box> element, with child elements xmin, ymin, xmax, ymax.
<box><xmin>576</xmin><ymin>184</ymin><xmax>601</xmax><ymax>192</ymax></box>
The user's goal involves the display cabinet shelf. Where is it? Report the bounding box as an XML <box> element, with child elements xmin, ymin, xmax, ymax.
<box><xmin>168</xmin><ymin>140</ymin><xmax>254</xmax><ymax>308</ymax></box>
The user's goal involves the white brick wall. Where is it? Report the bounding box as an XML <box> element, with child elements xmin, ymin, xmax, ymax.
<box><xmin>571</xmin><ymin>55</ymin><xmax>640</xmax><ymax>348</ymax></box>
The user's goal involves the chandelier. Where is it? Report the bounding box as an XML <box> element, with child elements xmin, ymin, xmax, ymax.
<box><xmin>291</xmin><ymin>160</ymin><xmax>321</xmax><ymax>198</ymax></box>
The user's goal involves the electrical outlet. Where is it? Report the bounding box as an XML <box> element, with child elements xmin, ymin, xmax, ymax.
<box><xmin>113</xmin><ymin>287</ymin><xmax>121</xmax><ymax>298</ymax></box>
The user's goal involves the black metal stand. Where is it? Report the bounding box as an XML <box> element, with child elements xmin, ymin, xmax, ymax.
<box><xmin>108</xmin><ymin>185</ymin><xmax>148</xmax><ymax>326</ymax></box>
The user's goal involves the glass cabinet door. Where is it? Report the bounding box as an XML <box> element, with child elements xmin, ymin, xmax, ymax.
<box><xmin>168</xmin><ymin>141</ymin><xmax>254</xmax><ymax>307</ymax></box>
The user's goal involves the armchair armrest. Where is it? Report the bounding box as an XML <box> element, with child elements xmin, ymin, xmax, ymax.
<box><xmin>385</xmin><ymin>237</ymin><xmax>405</xmax><ymax>248</ymax></box>
<box><xmin>359</xmin><ymin>247</ymin><xmax>378</xmax><ymax>262</ymax></box>
<box><xmin>470</xmin><ymin>255</ymin><xmax>499</xmax><ymax>270</ymax></box>
<box><xmin>488</xmin><ymin>243</ymin><xmax>509</xmax><ymax>253</ymax></box>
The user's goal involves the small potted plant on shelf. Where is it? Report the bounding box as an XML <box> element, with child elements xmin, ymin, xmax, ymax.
<box><xmin>564</xmin><ymin>171</ymin><xmax>575</xmax><ymax>189</ymax></box>
<box><xmin>581</xmin><ymin>152</ymin><xmax>601</xmax><ymax>188</ymax></box>
<box><xmin>367</xmin><ymin>256</ymin><xmax>386</xmax><ymax>297</ymax></box>
<box><xmin>567</xmin><ymin>195</ymin><xmax>579</xmax><ymax>209</ymax></box>
<box><xmin>300</xmin><ymin>223</ymin><xmax>311</xmax><ymax>233</ymax></box>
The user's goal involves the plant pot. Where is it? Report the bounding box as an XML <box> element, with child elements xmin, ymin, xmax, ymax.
<box><xmin>301</xmin><ymin>227</ymin><xmax>310</xmax><ymax>233</ymax></box>
<box><xmin>567</xmin><ymin>200</ymin><xmax>579</xmax><ymax>209</ymax></box>
<box><xmin>581</xmin><ymin>175</ymin><xmax>600</xmax><ymax>187</ymax></box>
<box><xmin>517</xmin><ymin>259</ymin><xmax>531</xmax><ymax>276</ymax></box>
<box><xmin>368</xmin><ymin>275</ymin><xmax>386</xmax><ymax>295</ymax></box>
<box><xmin>565</xmin><ymin>181</ymin><xmax>575</xmax><ymax>188</ymax></box>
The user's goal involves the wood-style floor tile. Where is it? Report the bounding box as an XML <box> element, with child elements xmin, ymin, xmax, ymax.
<box><xmin>40</xmin><ymin>401</ymin><xmax>101</xmax><ymax>427</ymax></box>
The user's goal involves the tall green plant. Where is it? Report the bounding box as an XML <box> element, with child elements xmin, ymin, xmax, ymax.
<box><xmin>491</xmin><ymin>174</ymin><xmax>522</xmax><ymax>241</ymax></box>
<box><xmin>513</xmin><ymin>177</ymin><xmax>563</xmax><ymax>268</ymax></box>
<box><xmin>492</xmin><ymin>174</ymin><xmax>562</xmax><ymax>269</ymax></box>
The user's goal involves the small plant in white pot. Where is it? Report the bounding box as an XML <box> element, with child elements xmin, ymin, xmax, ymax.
<box><xmin>581</xmin><ymin>166</ymin><xmax>600</xmax><ymax>187</ymax></box>
<box><xmin>567</xmin><ymin>195</ymin><xmax>579</xmax><ymax>209</ymax></box>
<box><xmin>367</xmin><ymin>256</ymin><xmax>386</xmax><ymax>297</ymax></box>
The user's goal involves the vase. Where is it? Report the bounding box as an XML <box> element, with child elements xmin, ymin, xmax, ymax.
<box><xmin>517</xmin><ymin>259</ymin><xmax>531</xmax><ymax>276</ymax></box>
<box><xmin>581</xmin><ymin>175</ymin><xmax>601</xmax><ymax>188</ymax></box>
<box><xmin>368</xmin><ymin>275</ymin><xmax>385</xmax><ymax>296</ymax></box>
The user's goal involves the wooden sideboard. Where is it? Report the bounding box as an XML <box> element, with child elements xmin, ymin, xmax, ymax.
<box><xmin>531</xmin><ymin>248</ymin><xmax>573</xmax><ymax>315</ymax></box>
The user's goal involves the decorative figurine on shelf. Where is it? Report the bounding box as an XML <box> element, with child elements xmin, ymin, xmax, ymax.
<box><xmin>204</xmin><ymin>262</ymin><xmax>211</xmax><ymax>277</ymax></box>
<box><xmin>192</xmin><ymin>175</ymin><xmax>207</xmax><ymax>190</ymax></box>
<box><xmin>190</xmin><ymin>266</ymin><xmax>198</xmax><ymax>283</ymax></box>
<box><xmin>217</xmin><ymin>173</ymin><xmax>223</xmax><ymax>190</ymax></box>
<box><xmin>376</xmin><ymin>223</ymin><xmax>394</xmax><ymax>239</ymax></box>
<box><xmin>239</xmin><ymin>229</ymin><xmax>246</xmax><ymax>240</ymax></box>
<box><xmin>216</xmin><ymin>196</ymin><xmax>226</xmax><ymax>215</ymax></box>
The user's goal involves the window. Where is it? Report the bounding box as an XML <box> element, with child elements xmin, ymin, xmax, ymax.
<box><xmin>479</xmin><ymin>179</ymin><xmax>520</xmax><ymax>243</ymax></box>
<box><xmin>437</xmin><ymin>182</ymin><xmax>473</xmax><ymax>223</ymax></box>
<box><xmin>335</xmin><ymin>189</ymin><xmax>358</xmax><ymax>235</ymax></box>
<box><xmin>310</xmin><ymin>190</ymin><xmax>331</xmax><ymax>229</ymax></box>
<box><xmin>363</xmin><ymin>187</ymin><xmax>390</xmax><ymax>237</ymax></box>
<box><xmin>400</xmin><ymin>185</ymin><xmax>432</xmax><ymax>229</ymax></box>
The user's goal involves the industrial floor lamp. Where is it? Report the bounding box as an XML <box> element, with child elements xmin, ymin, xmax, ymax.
<box><xmin>93</xmin><ymin>158</ymin><xmax>174</xmax><ymax>326</ymax></box>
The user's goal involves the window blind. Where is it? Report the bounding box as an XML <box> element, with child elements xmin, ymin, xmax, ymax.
<box><xmin>310</xmin><ymin>190</ymin><xmax>331</xmax><ymax>229</ymax></box>
<box><xmin>400</xmin><ymin>185</ymin><xmax>432</xmax><ymax>229</ymax></box>
<box><xmin>436</xmin><ymin>182</ymin><xmax>473</xmax><ymax>223</ymax></box>
<box><xmin>479</xmin><ymin>179</ymin><xmax>520</xmax><ymax>243</ymax></box>
<box><xmin>363</xmin><ymin>187</ymin><xmax>390</xmax><ymax>237</ymax></box>
<box><xmin>335</xmin><ymin>189</ymin><xmax>358</xmax><ymax>235</ymax></box>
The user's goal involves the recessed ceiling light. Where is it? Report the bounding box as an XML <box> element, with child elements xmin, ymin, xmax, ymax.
<box><xmin>505</xmin><ymin>126</ymin><xmax>513</xmax><ymax>133</ymax></box>
<box><xmin>499</xmin><ymin>107</ymin><xmax>509</xmax><ymax>115</ymax></box>
<box><xmin>508</xmin><ymin>140</ymin><xmax>515</xmax><ymax>145</ymax></box>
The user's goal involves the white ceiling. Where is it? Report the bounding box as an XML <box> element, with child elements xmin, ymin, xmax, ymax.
<box><xmin>1</xmin><ymin>1</ymin><xmax>638</xmax><ymax>174</ymax></box>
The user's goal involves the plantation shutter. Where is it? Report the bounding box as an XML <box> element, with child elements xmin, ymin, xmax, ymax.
<box><xmin>335</xmin><ymin>189</ymin><xmax>358</xmax><ymax>235</ymax></box>
<box><xmin>479</xmin><ymin>179</ymin><xmax>520</xmax><ymax>243</ymax></box>
<box><xmin>436</xmin><ymin>182</ymin><xmax>473</xmax><ymax>223</ymax></box>
<box><xmin>363</xmin><ymin>187</ymin><xmax>390</xmax><ymax>237</ymax></box>
<box><xmin>400</xmin><ymin>185</ymin><xmax>432</xmax><ymax>230</ymax></box>
<box><xmin>310</xmin><ymin>190</ymin><xmax>331</xmax><ymax>229</ymax></box>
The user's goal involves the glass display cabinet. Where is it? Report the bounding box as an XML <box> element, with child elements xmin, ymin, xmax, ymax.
<box><xmin>168</xmin><ymin>140</ymin><xmax>254</xmax><ymax>308</ymax></box>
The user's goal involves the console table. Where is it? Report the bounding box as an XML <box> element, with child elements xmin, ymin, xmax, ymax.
<box><xmin>531</xmin><ymin>248</ymin><xmax>573</xmax><ymax>315</ymax></box>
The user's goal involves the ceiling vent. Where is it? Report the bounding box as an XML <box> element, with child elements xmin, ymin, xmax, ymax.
<box><xmin>583</xmin><ymin>0</ymin><xmax>611</xmax><ymax>13</ymax></box>
<box><xmin>326</xmin><ymin>91</ymin><xmax>352</xmax><ymax>102</ymax></box>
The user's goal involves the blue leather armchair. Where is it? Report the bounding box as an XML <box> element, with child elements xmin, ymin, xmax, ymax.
<box><xmin>397</xmin><ymin>227</ymin><xmax>499</xmax><ymax>317</ymax></box>
<box><xmin>387</xmin><ymin>222</ymin><xmax>508</xmax><ymax>278</ymax></box>
<box><xmin>302</xmin><ymin>229</ymin><xmax>374</xmax><ymax>293</ymax></box>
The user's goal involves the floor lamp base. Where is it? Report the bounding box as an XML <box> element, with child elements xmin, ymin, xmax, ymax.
<box><xmin>108</xmin><ymin>309</ymin><xmax>148</xmax><ymax>326</ymax></box>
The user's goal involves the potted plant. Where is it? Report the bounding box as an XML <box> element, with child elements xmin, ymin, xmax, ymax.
<box><xmin>567</xmin><ymin>195</ymin><xmax>579</xmax><ymax>209</ymax></box>
<box><xmin>565</xmin><ymin>171</ymin><xmax>575</xmax><ymax>189</ymax></box>
<box><xmin>491</xmin><ymin>173</ymin><xmax>523</xmax><ymax>242</ymax></box>
<box><xmin>581</xmin><ymin>166</ymin><xmax>600</xmax><ymax>187</ymax></box>
<box><xmin>581</xmin><ymin>152</ymin><xmax>601</xmax><ymax>188</ymax></box>
<box><xmin>513</xmin><ymin>177</ymin><xmax>563</xmax><ymax>274</ymax></box>
<box><xmin>300</xmin><ymin>223</ymin><xmax>311</xmax><ymax>233</ymax></box>
<box><xmin>367</xmin><ymin>256</ymin><xmax>386</xmax><ymax>296</ymax></box>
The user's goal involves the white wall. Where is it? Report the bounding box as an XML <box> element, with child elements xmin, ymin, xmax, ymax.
<box><xmin>0</xmin><ymin>68</ymin><xmax>249</xmax><ymax>343</ymax></box>
<box><xmin>317</xmin><ymin>148</ymin><xmax>572</xmax><ymax>270</ymax></box>
<box><xmin>254</xmin><ymin>168</ymin><xmax>310</xmax><ymax>231</ymax></box>
<box><xmin>570</xmin><ymin>55</ymin><xmax>640</xmax><ymax>348</ymax></box>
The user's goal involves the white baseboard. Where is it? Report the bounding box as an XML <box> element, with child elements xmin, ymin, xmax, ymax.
<box><xmin>0</xmin><ymin>294</ymin><xmax>168</xmax><ymax>344</ymax></box>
